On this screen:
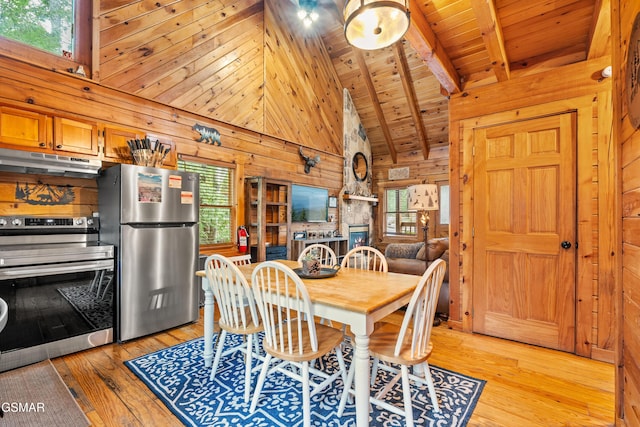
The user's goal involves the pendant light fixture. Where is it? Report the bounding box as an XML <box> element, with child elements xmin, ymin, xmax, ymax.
<box><xmin>343</xmin><ymin>0</ymin><xmax>410</xmax><ymax>50</ymax></box>
<box><xmin>297</xmin><ymin>0</ymin><xmax>319</xmax><ymax>28</ymax></box>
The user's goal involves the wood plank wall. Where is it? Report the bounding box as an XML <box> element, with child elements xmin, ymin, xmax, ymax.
<box><xmin>0</xmin><ymin>172</ymin><xmax>98</xmax><ymax>217</ymax></box>
<box><xmin>614</xmin><ymin>0</ymin><xmax>640</xmax><ymax>423</ymax></box>
<box><xmin>448</xmin><ymin>56</ymin><xmax>615</xmax><ymax>362</ymax></box>
<box><xmin>0</xmin><ymin>0</ymin><xmax>345</xmax><ymax>256</ymax></box>
<box><xmin>263</xmin><ymin>0</ymin><xmax>343</xmax><ymax>155</ymax></box>
<box><xmin>0</xmin><ymin>55</ymin><xmax>342</xmax><ymax>223</ymax></box>
<box><xmin>96</xmin><ymin>0</ymin><xmax>343</xmax><ymax>157</ymax></box>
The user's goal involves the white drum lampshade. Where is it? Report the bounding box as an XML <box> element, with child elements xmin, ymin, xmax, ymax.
<box><xmin>343</xmin><ymin>0</ymin><xmax>410</xmax><ymax>50</ymax></box>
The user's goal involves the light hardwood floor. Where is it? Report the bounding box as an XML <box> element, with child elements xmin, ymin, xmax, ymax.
<box><xmin>51</xmin><ymin>310</ymin><xmax>615</xmax><ymax>426</ymax></box>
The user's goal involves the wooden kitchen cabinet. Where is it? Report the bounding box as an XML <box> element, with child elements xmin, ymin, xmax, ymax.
<box><xmin>159</xmin><ymin>139</ymin><xmax>177</xmax><ymax>168</ymax></box>
<box><xmin>0</xmin><ymin>105</ymin><xmax>176</xmax><ymax>167</ymax></box>
<box><xmin>102</xmin><ymin>126</ymin><xmax>177</xmax><ymax>168</ymax></box>
<box><xmin>0</xmin><ymin>106</ymin><xmax>98</xmax><ymax>157</ymax></box>
<box><xmin>0</xmin><ymin>105</ymin><xmax>50</xmax><ymax>150</ymax></box>
<box><xmin>145</xmin><ymin>134</ymin><xmax>177</xmax><ymax>169</ymax></box>
<box><xmin>53</xmin><ymin>117</ymin><xmax>99</xmax><ymax>156</ymax></box>
<box><xmin>102</xmin><ymin>124</ymin><xmax>142</xmax><ymax>164</ymax></box>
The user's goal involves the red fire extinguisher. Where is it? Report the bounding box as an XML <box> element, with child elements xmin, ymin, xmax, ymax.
<box><xmin>237</xmin><ymin>226</ymin><xmax>250</xmax><ymax>254</ymax></box>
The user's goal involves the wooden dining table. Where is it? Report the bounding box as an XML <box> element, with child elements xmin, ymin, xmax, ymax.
<box><xmin>196</xmin><ymin>259</ymin><xmax>420</xmax><ymax>427</ymax></box>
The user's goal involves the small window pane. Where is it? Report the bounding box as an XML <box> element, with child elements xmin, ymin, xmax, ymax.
<box><xmin>384</xmin><ymin>188</ymin><xmax>416</xmax><ymax>236</ymax></box>
<box><xmin>178</xmin><ymin>159</ymin><xmax>234</xmax><ymax>246</ymax></box>
<box><xmin>439</xmin><ymin>185</ymin><xmax>450</xmax><ymax>225</ymax></box>
<box><xmin>200</xmin><ymin>207</ymin><xmax>232</xmax><ymax>244</ymax></box>
<box><xmin>0</xmin><ymin>0</ymin><xmax>74</xmax><ymax>57</ymax></box>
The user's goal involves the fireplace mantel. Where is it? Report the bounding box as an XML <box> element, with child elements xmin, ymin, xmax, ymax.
<box><xmin>342</xmin><ymin>194</ymin><xmax>378</xmax><ymax>203</ymax></box>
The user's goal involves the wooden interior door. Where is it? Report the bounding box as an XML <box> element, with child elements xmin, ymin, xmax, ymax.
<box><xmin>472</xmin><ymin>113</ymin><xmax>576</xmax><ymax>352</ymax></box>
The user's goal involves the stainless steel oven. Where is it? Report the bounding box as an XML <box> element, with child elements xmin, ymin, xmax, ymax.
<box><xmin>0</xmin><ymin>215</ymin><xmax>114</xmax><ymax>372</ymax></box>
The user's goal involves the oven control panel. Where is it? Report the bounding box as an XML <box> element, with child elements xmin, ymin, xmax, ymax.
<box><xmin>0</xmin><ymin>216</ymin><xmax>97</xmax><ymax>231</ymax></box>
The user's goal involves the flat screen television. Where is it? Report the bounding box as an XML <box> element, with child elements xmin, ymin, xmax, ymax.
<box><xmin>291</xmin><ymin>184</ymin><xmax>328</xmax><ymax>222</ymax></box>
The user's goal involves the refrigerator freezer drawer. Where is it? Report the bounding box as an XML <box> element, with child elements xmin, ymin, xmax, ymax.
<box><xmin>119</xmin><ymin>224</ymin><xmax>199</xmax><ymax>341</ymax></box>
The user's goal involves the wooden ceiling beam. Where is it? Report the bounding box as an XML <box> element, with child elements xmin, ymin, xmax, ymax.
<box><xmin>393</xmin><ymin>42</ymin><xmax>429</xmax><ymax>160</ymax></box>
<box><xmin>469</xmin><ymin>0</ymin><xmax>511</xmax><ymax>82</ymax></box>
<box><xmin>353</xmin><ymin>49</ymin><xmax>398</xmax><ymax>163</ymax></box>
<box><xmin>586</xmin><ymin>0</ymin><xmax>611</xmax><ymax>60</ymax></box>
<box><xmin>404</xmin><ymin>0</ymin><xmax>461</xmax><ymax>94</ymax></box>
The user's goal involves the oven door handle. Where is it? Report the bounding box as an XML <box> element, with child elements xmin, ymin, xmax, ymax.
<box><xmin>0</xmin><ymin>259</ymin><xmax>114</xmax><ymax>280</ymax></box>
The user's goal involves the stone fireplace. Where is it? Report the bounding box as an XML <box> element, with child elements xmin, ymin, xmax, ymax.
<box><xmin>340</xmin><ymin>89</ymin><xmax>375</xmax><ymax>244</ymax></box>
<box><xmin>348</xmin><ymin>224</ymin><xmax>369</xmax><ymax>250</ymax></box>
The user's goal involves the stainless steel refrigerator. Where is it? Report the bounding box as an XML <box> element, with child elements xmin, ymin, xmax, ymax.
<box><xmin>98</xmin><ymin>164</ymin><xmax>199</xmax><ymax>341</ymax></box>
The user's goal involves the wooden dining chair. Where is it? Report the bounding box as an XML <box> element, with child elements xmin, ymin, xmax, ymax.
<box><xmin>338</xmin><ymin>246</ymin><xmax>388</xmax><ymax>338</ymax></box>
<box><xmin>203</xmin><ymin>253</ymin><xmax>252</xmax><ymax>325</ymax></box>
<box><xmin>228</xmin><ymin>254</ymin><xmax>252</xmax><ymax>266</ymax></box>
<box><xmin>297</xmin><ymin>244</ymin><xmax>338</xmax><ymax>328</ymax></box>
<box><xmin>337</xmin><ymin>259</ymin><xmax>447</xmax><ymax>427</ymax></box>
<box><xmin>205</xmin><ymin>254</ymin><xmax>264</xmax><ymax>404</ymax></box>
<box><xmin>297</xmin><ymin>243</ymin><xmax>337</xmax><ymax>266</ymax></box>
<box><xmin>340</xmin><ymin>245</ymin><xmax>388</xmax><ymax>272</ymax></box>
<box><xmin>250</xmin><ymin>261</ymin><xmax>347</xmax><ymax>427</ymax></box>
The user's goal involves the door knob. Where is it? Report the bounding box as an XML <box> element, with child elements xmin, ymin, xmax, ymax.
<box><xmin>561</xmin><ymin>241</ymin><xmax>572</xmax><ymax>249</ymax></box>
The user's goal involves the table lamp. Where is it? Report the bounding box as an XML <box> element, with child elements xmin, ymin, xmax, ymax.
<box><xmin>407</xmin><ymin>184</ymin><xmax>439</xmax><ymax>269</ymax></box>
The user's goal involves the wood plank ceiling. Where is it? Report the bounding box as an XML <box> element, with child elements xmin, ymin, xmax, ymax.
<box><xmin>97</xmin><ymin>0</ymin><xmax>610</xmax><ymax>165</ymax></box>
<box><xmin>315</xmin><ymin>0</ymin><xmax>610</xmax><ymax>164</ymax></box>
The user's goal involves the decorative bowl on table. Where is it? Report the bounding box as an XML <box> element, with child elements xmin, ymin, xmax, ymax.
<box><xmin>294</xmin><ymin>264</ymin><xmax>340</xmax><ymax>279</ymax></box>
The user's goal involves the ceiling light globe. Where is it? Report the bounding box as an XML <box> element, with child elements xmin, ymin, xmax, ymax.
<box><xmin>344</xmin><ymin>0</ymin><xmax>410</xmax><ymax>50</ymax></box>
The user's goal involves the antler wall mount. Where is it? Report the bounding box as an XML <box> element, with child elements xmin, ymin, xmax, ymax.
<box><xmin>299</xmin><ymin>147</ymin><xmax>321</xmax><ymax>174</ymax></box>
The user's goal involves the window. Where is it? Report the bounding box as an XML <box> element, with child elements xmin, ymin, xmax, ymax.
<box><xmin>0</xmin><ymin>0</ymin><xmax>73</xmax><ymax>56</ymax></box>
<box><xmin>439</xmin><ymin>184</ymin><xmax>450</xmax><ymax>225</ymax></box>
<box><xmin>0</xmin><ymin>0</ymin><xmax>91</xmax><ymax>71</ymax></box>
<box><xmin>384</xmin><ymin>187</ymin><xmax>416</xmax><ymax>236</ymax></box>
<box><xmin>177</xmin><ymin>158</ymin><xmax>235</xmax><ymax>247</ymax></box>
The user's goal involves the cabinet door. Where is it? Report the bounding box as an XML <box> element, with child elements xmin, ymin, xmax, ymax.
<box><xmin>0</xmin><ymin>106</ymin><xmax>50</xmax><ymax>150</ymax></box>
<box><xmin>160</xmin><ymin>139</ymin><xmax>176</xmax><ymax>168</ymax></box>
<box><xmin>53</xmin><ymin>117</ymin><xmax>99</xmax><ymax>155</ymax></box>
<box><xmin>145</xmin><ymin>133</ymin><xmax>177</xmax><ymax>169</ymax></box>
<box><xmin>102</xmin><ymin>125</ymin><xmax>142</xmax><ymax>163</ymax></box>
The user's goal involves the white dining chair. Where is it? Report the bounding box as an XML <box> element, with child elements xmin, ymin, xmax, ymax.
<box><xmin>205</xmin><ymin>254</ymin><xmax>264</xmax><ymax>403</ymax></box>
<box><xmin>250</xmin><ymin>261</ymin><xmax>347</xmax><ymax>427</ymax></box>
<box><xmin>204</xmin><ymin>254</ymin><xmax>251</xmax><ymax>332</ymax></box>
<box><xmin>341</xmin><ymin>245</ymin><xmax>388</xmax><ymax>272</ymax></box>
<box><xmin>227</xmin><ymin>254</ymin><xmax>252</xmax><ymax>266</ymax></box>
<box><xmin>298</xmin><ymin>244</ymin><xmax>338</xmax><ymax>328</ymax></box>
<box><xmin>297</xmin><ymin>243</ymin><xmax>337</xmax><ymax>266</ymax></box>
<box><xmin>338</xmin><ymin>259</ymin><xmax>446</xmax><ymax>427</ymax></box>
<box><xmin>339</xmin><ymin>245</ymin><xmax>389</xmax><ymax>338</ymax></box>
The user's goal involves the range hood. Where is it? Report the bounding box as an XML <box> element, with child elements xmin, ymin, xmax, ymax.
<box><xmin>0</xmin><ymin>148</ymin><xmax>102</xmax><ymax>178</ymax></box>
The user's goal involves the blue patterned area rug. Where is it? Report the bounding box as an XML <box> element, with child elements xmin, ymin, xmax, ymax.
<box><xmin>125</xmin><ymin>335</ymin><xmax>485</xmax><ymax>427</ymax></box>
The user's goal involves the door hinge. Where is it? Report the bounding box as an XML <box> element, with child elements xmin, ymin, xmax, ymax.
<box><xmin>472</xmin><ymin>227</ymin><xmax>475</xmax><ymax>237</ymax></box>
